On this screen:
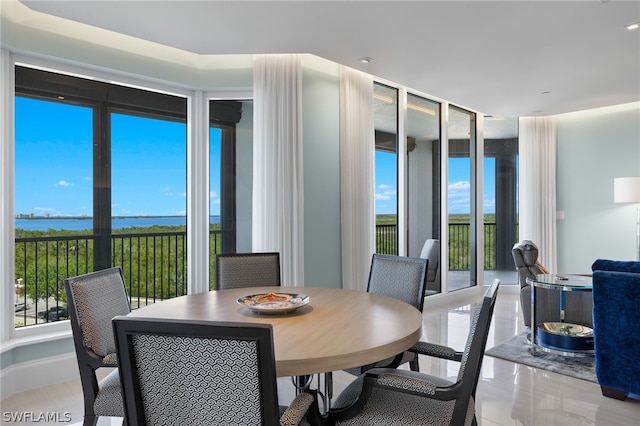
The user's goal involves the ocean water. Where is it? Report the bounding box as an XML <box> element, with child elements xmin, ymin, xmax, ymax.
<box><xmin>15</xmin><ymin>216</ymin><xmax>220</xmax><ymax>231</ymax></box>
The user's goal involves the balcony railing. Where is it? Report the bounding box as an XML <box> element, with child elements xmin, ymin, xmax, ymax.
<box><xmin>14</xmin><ymin>230</ymin><xmax>222</xmax><ymax>328</ymax></box>
<box><xmin>376</xmin><ymin>222</ymin><xmax>501</xmax><ymax>270</ymax></box>
<box><xmin>14</xmin><ymin>223</ymin><xmax>503</xmax><ymax>328</ymax></box>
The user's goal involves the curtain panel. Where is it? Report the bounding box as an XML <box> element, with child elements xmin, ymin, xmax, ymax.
<box><xmin>519</xmin><ymin>116</ymin><xmax>558</xmax><ymax>272</ymax></box>
<box><xmin>339</xmin><ymin>66</ymin><xmax>375</xmax><ymax>291</ymax></box>
<box><xmin>252</xmin><ymin>54</ymin><xmax>304</xmax><ymax>286</ymax></box>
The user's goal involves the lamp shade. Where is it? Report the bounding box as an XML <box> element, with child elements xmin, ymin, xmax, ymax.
<box><xmin>614</xmin><ymin>177</ymin><xmax>640</xmax><ymax>203</ymax></box>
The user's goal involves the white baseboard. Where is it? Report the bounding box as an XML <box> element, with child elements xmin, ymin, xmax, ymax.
<box><xmin>1</xmin><ymin>352</ymin><xmax>79</xmax><ymax>400</ymax></box>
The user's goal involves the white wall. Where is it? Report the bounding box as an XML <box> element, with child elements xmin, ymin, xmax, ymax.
<box><xmin>556</xmin><ymin>102</ymin><xmax>640</xmax><ymax>273</ymax></box>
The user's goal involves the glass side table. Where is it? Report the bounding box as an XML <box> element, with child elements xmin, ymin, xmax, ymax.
<box><xmin>526</xmin><ymin>274</ymin><xmax>594</xmax><ymax>356</ymax></box>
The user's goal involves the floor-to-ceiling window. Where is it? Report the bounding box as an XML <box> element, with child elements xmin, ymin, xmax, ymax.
<box><xmin>483</xmin><ymin>117</ymin><xmax>519</xmax><ymax>286</ymax></box>
<box><xmin>14</xmin><ymin>97</ymin><xmax>93</xmax><ymax>326</ymax></box>
<box><xmin>208</xmin><ymin>99</ymin><xmax>253</xmax><ymax>289</ymax></box>
<box><xmin>406</xmin><ymin>93</ymin><xmax>442</xmax><ymax>294</ymax></box>
<box><xmin>110</xmin><ymin>112</ymin><xmax>187</xmax><ymax>304</ymax></box>
<box><xmin>373</xmin><ymin>83</ymin><xmax>398</xmax><ymax>255</ymax></box>
<box><xmin>371</xmin><ymin>84</ymin><xmax>509</xmax><ymax>294</ymax></box>
<box><xmin>14</xmin><ymin>66</ymin><xmax>187</xmax><ymax>328</ymax></box>
<box><xmin>447</xmin><ymin>106</ymin><xmax>477</xmax><ymax>291</ymax></box>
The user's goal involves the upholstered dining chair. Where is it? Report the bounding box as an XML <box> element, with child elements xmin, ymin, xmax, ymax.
<box><xmin>215</xmin><ymin>252</ymin><xmax>281</xmax><ymax>290</ymax></box>
<box><xmin>112</xmin><ymin>317</ymin><xmax>315</xmax><ymax>426</ymax></box>
<box><xmin>345</xmin><ymin>254</ymin><xmax>428</xmax><ymax>375</ymax></box>
<box><xmin>64</xmin><ymin>267</ymin><xmax>130</xmax><ymax>425</ymax></box>
<box><xmin>320</xmin><ymin>279</ymin><xmax>500</xmax><ymax>426</ymax></box>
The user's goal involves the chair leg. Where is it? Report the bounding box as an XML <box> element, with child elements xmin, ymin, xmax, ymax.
<box><xmin>600</xmin><ymin>386</ymin><xmax>628</xmax><ymax>401</ymax></box>
<box><xmin>409</xmin><ymin>354</ymin><xmax>420</xmax><ymax>372</ymax></box>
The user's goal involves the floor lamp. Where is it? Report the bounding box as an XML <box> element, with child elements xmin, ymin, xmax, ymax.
<box><xmin>614</xmin><ymin>177</ymin><xmax>640</xmax><ymax>260</ymax></box>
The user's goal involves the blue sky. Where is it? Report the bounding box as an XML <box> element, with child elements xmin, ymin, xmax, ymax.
<box><xmin>15</xmin><ymin>96</ymin><xmax>202</xmax><ymax>217</ymax></box>
<box><xmin>16</xmin><ymin>96</ymin><xmax>493</xmax><ymax>218</ymax></box>
<box><xmin>375</xmin><ymin>152</ymin><xmax>496</xmax><ymax>215</ymax></box>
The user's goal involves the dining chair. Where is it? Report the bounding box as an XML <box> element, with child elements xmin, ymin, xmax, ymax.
<box><xmin>419</xmin><ymin>238</ymin><xmax>441</xmax><ymax>296</ymax></box>
<box><xmin>215</xmin><ymin>252</ymin><xmax>281</xmax><ymax>290</ymax></box>
<box><xmin>112</xmin><ymin>317</ymin><xmax>315</xmax><ymax>426</ymax></box>
<box><xmin>64</xmin><ymin>267</ymin><xmax>130</xmax><ymax>426</ymax></box>
<box><xmin>345</xmin><ymin>254</ymin><xmax>428</xmax><ymax>375</ymax></box>
<box><xmin>321</xmin><ymin>279</ymin><xmax>500</xmax><ymax>426</ymax></box>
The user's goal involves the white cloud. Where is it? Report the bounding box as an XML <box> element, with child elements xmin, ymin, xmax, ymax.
<box><xmin>447</xmin><ymin>180</ymin><xmax>471</xmax><ymax>213</ymax></box>
<box><xmin>378</xmin><ymin>184</ymin><xmax>392</xmax><ymax>190</ymax></box>
<box><xmin>448</xmin><ymin>180</ymin><xmax>470</xmax><ymax>191</ymax></box>
<box><xmin>55</xmin><ymin>180</ymin><xmax>73</xmax><ymax>187</ymax></box>
<box><xmin>484</xmin><ymin>198</ymin><xmax>496</xmax><ymax>212</ymax></box>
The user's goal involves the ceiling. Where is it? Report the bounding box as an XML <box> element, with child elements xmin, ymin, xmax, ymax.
<box><xmin>12</xmin><ymin>1</ymin><xmax>640</xmax><ymax>118</ymax></box>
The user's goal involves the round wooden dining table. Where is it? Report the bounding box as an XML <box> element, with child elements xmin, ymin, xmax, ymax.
<box><xmin>126</xmin><ymin>286</ymin><xmax>423</xmax><ymax>377</ymax></box>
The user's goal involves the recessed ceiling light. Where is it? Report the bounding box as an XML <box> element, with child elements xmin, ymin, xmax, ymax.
<box><xmin>627</xmin><ymin>22</ymin><xmax>640</xmax><ymax>30</ymax></box>
<box><xmin>359</xmin><ymin>57</ymin><xmax>374</xmax><ymax>64</ymax></box>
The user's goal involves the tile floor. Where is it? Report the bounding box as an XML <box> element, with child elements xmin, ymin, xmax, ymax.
<box><xmin>2</xmin><ymin>291</ymin><xmax>639</xmax><ymax>425</ymax></box>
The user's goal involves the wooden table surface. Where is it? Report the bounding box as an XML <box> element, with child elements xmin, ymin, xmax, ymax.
<box><xmin>127</xmin><ymin>286</ymin><xmax>423</xmax><ymax>377</ymax></box>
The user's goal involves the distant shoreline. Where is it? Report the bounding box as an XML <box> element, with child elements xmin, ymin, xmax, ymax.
<box><xmin>15</xmin><ymin>216</ymin><xmax>221</xmax><ymax>232</ymax></box>
<box><xmin>16</xmin><ymin>215</ymin><xmax>218</xmax><ymax>220</ymax></box>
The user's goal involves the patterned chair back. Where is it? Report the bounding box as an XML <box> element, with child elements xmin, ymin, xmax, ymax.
<box><xmin>215</xmin><ymin>252</ymin><xmax>281</xmax><ymax>290</ymax></box>
<box><xmin>64</xmin><ymin>267</ymin><xmax>130</xmax><ymax>421</ymax></box>
<box><xmin>328</xmin><ymin>279</ymin><xmax>500</xmax><ymax>426</ymax></box>
<box><xmin>367</xmin><ymin>254</ymin><xmax>428</xmax><ymax>312</ymax></box>
<box><xmin>113</xmin><ymin>318</ymin><xmax>281</xmax><ymax>426</ymax></box>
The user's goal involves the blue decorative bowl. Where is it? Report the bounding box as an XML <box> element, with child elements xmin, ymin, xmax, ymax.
<box><xmin>537</xmin><ymin>322</ymin><xmax>594</xmax><ymax>352</ymax></box>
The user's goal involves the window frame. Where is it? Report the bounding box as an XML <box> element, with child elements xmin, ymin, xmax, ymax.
<box><xmin>8</xmin><ymin>60</ymin><xmax>194</xmax><ymax>338</ymax></box>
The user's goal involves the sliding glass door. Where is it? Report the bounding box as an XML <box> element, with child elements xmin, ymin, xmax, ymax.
<box><xmin>406</xmin><ymin>93</ymin><xmax>442</xmax><ymax>294</ymax></box>
<box><xmin>373</xmin><ymin>83</ymin><xmax>398</xmax><ymax>255</ymax></box>
<box><xmin>447</xmin><ymin>106</ymin><xmax>477</xmax><ymax>291</ymax></box>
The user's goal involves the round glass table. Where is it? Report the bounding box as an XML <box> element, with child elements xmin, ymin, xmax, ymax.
<box><xmin>525</xmin><ymin>274</ymin><xmax>593</xmax><ymax>355</ymax></box>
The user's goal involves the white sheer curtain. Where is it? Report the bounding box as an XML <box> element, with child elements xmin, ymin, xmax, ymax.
<box><xmin>519</xmin><ymin>116</ymin><xmax>558</xmax><ymax>271</ymax></box>
<box><xmin>252</xmin><ymin>54</ymin><xmax>304</xmax><ymax>286</ymax></box>
<box><xmin>340</xmin><ymin>66</ymin><xmax>374</xmax><ymax>291</ymax></box>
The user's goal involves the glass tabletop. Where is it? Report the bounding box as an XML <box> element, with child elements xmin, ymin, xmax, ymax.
<box><xmin>526</xmin><ymin>274</ymin><xmax>592</xmax><ymax>291</ymax></box>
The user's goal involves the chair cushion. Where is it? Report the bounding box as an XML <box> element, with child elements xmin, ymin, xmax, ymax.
<box><xmin>334</xmin><ymin>371</ymin><xmax>453</xmax><ymax>410</ymax></box>
<box><xmin>102</xmin><ymin>353</ymin><xmax>118</xmax><ymax>366</ymax></box>
<box><xmin>333</xmin><ymin>372</ymin><xmax>474</xmax><ymax>425</ymax></box>
<box><xmin>279</xmin><ymin>392</ymin><xmax>314</xmax><ymax>426</ymax></box>
<box><xmin>93</xmin><ymin>369</ymin><xmax>125</xmax><ymax>417</ymax></box>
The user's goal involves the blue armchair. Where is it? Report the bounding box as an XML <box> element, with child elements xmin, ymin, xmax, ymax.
<box><xmin>591</xmin><ymin>259</ymin><xmax>640</xmax><ymax>400</ymax></box>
